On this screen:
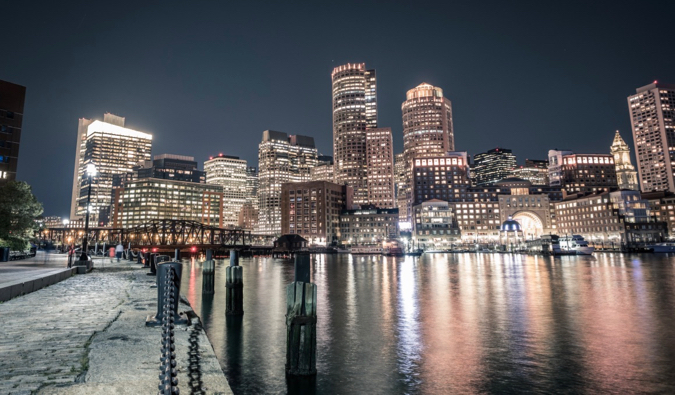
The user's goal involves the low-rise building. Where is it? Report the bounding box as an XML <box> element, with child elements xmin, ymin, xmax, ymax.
<box><xmin>339</xmin><ymin>207</ymin><xmax>399</xmax><ymax>245</ymax></box>
<box><xmin>642</xmin><ymin>191</ymin><xmax>675</xmax><ymax>239</ymax></box>
<box><xmin>555</xmin><ymin>190</ymin><xmax>666</xmax><ymax>247</ymax></box>
<box><xmin>280</xmin><ymin>180</ymin><xmax>352</xmax><ymax>246</ymax></box>
<box><xmin>412</xmin><ymin>200</ymin><xmax>460</xmax><ymax>249</ymax></box>
<box><xmin>548</xmin><ymin>150</ymin><xmax>618</xmax><ymax>194</ymax></box>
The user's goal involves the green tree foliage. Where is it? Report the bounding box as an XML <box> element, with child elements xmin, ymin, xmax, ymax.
<box><xmin>0</xmin><ymin>181</ymin><xmax>44</xmax><ymax>250</ymax></box>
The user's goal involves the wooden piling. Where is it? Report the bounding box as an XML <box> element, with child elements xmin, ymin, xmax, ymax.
<box><xmin>225</xmin><ymin>249</ymin><xmax>243</xmax><ymax>315</ymax></box>
<box><xmin>202</xmin><ymin>257</ymin><xmax>215</xmax><ymax>294</ymax></box>
<box><xmin>285</xmin><ymin>253</ymin><xmax>317</xmax><ymax>376</ymax></box>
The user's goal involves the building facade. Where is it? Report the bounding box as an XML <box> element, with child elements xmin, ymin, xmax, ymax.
<box><xmin>70</xmin><ymin>114</ymin><xmax>152</xmax><ymax>224</ymax></box>
<box><xmin>204</xmin><ymin>154</ymin><xmax>248</xmax><ymax>228</ymax></box>
<box><xmin>610</xmin><ymin>131</ymin><xmax>639</xmax><ymax>191</ymax></box>
<box><xmin>411</xmin><ymin>152</ymin><xmax>472</xmax><ymax>206</ymax></box>
<box><xmin>280</xmin><ymin>181</ymin><xmax>353</xmax><ymax>245</ymax></box>
<box><xmin>642</xmin><ymin>191</ymin><xmax>675</xmax><ymax>239</ymax></box>
<box><xmin>0</xmin><ymin>80</ymin><xmax>26</xmax><ymax>183</ymax></box>
<box><xmin>339</xmin><ymin>207</ymin><xmax>399</xmax><ymax>245</ymax></box>
<box><xmin>332</xmin><ymin>63</ymin><xmax>377</xmax><ymax>206</ymax></box>
<box><xmin>548</xmin><ymin>150</ymin><xmax>618</xmax><ymax>194</ymax></box>
<box><xmin>628</xmin><ymin>82</ymin><xmax>675</xmax><ymax>193</ymax></box>
<box><xmin>366</xmin><ymin>127</ymin><xmax>395</xmax><ymax>208</ymax></box>
<box><xmin>394</xmin><ymin>152</ymin><xmax>408</xmax><ymax>220</ymax></box>
<box><xmin>412</xmin><ymin>200</ymin><xmax>460</xmax><ymax>249</ymax></box>
<box><xmin>136</xmin><ymin>154</ymin><xmax>204</xmax><ymax>183</ymax></box>
<box><xmin>112</xmin><ymin>178</ymin><xmax>223</xmax><ymax>228</ymax></box>
<box><xmin>257</xmin><ymin>130</ymin><xmax>318</xmax><ymax>235</ymax></box>
<box><xmin>555</xmin><ymin>190</ymin><xmax>666</xmax><ymax>247</ymax></box>
<box><xmin>510</xmin><ymin>166</ymin><xmax>549</xmax><ymax>186</ymax></box>
<box><xmin>472</xmin><ymin>148</ymin><xmax>517</xmax><ymax>186</ymax></box>
<box><xmin>310</xmin><ymin>163</ymin><xmax>334</xmax><ymax>183</ymax></box>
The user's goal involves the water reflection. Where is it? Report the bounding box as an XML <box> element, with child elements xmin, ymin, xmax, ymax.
<box><xmin>180</xmin><ymin>253</ymin><xmax>675</xmax><ymax>394</ymax></box>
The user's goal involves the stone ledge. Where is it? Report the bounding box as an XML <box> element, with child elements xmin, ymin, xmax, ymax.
<box><xmin>0</xmin><ymin>267</ymin><xmax>77</xmax><ymax>302</ymax></box>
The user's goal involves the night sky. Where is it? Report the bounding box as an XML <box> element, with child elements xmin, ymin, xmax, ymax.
<box><xmin>3</xmin><ymin>1</ymin><xmax>675</xmax><ymax>216</ymax></box>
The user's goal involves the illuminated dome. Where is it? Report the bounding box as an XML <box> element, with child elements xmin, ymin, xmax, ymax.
<box><xmin>500</xmin><ymin>216</ymin><xmax>521</xmax><ymax>232</ymax></box>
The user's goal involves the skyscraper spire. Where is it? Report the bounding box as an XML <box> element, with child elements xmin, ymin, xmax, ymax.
<box><xmin>610</xmin><ymin>130</ymin><xmax>638</xmax><ymax>191</ymax></box>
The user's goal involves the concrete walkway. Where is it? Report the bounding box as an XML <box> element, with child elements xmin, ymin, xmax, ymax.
<box><xmin>0</xmin><ymin>260</ymin><xmax>232</xmax><ymax>395</ymax></box>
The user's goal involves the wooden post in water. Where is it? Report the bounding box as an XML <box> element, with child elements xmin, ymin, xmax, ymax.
<box><xmin>225</xmin><ymin>249</ymin><xmax>243</xmax><ymax>315</ymax></box>
<box><xmin>285</xmin><ymin>252</ymin><xmax>317</xmax><ymax>376</ymax></box>
<box><xmin>203</xmin><ymin>249</ymin><xmax>215</xmax><ymax>294</ymax></box>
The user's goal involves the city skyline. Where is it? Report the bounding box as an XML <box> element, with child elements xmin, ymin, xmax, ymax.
<box><xmin>3</xmin><ymin>1</ymin><xmax>675</xmax><ymax>216</ymax></box>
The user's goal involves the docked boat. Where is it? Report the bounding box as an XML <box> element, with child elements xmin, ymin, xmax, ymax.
<box><xmin>558</xmin><ymin>235</ymin><xmax>595</xmax><ymax>255</ymax></box>
<box><xmin>405</xmin><ymin>249</ymin><xmax>423</xmax><ymax>256</ymax></box>
<box><xmin>648</xmin><ymin>242</ymin><xmax>675</xmax><ymax>253</ymax></box>
<box><xmin>382</xmin><ymin>239</ymin><xmax>405</xmax><ymax>256</ymax></box>
<box><xmin>350</xmin><ymin>246</ymin><xmax>383</xmax><ymax>255</ymax></box>
<box><xmin>336</xmin><ymin>247</ymin><xmax>350</xmax><ymax>253</ymax></box>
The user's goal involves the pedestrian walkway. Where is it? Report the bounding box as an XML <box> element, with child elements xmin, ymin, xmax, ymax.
<box><xmin>0</xmin><ymin>260</ymin><xmax>232</xmax><ymax>394</ymax></box>
<box><xmin>0</xmin><ymin>252</ymin><xmax>69</xmax><ymax>287</ymax></box>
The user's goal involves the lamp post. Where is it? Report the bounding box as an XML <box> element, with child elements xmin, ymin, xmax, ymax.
<box><xmin>79</xmin><ymin>163</ymin><xmax>97</xmax><ymax>261</ymax></box>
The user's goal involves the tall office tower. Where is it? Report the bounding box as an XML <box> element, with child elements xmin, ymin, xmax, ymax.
<box><xmin>402</xmin><ymin>83</ymin><xmax>454</xmax><ymax>161</ymax></box>
<box><xmin>311</xmin><ymin>155</ymin><xmax>334</xmax><ymax>182</ymax></box>
<box><xmin>473</xmin><ymin>148</ymin><xmax>517</xmax><ymax>185</ymax></box>
<box><xmin>628</xmin><ymin>82</ymin><xmax>675</xmax><ymax>193</ymax></box>
<box><xmin>136</xmin><ymin>154</ymin><xmax>205</xmax><ymax>183</ymax></box>
<box><xmin>70</xmin><ymin>114</ymin><xmax>152</xmax><ymax>224</ymax></box>
<box><xmin>238</xmin><ymin>166</ymin><xmax>259</xmax><ymax>230</ymax></box>
<box><xmin>332</xmin><ymin>63</ymin><xmax>377</xmax><ymax>206</ymax></box>
<box><xmin>610</xmin><ymin>130</ymin><xmax>639</xmax><ymax>191</ymax></box>
<box><xmin>204</xmin><ymin>154</ymin><xmax>248</xmax><ymax>227</ymax></box>
<box><xmin>394</xmin><ymin>152</ymin><xmax>408</xmax><ymax>220</ymax></box>
<box><xmin>366</xmin><ymin>127</ymin><xmax>395</xmax><ymax>208</ymax></box>
<box><xmin>257</xmin><ymin>130</ymin><xmax>317</xmax><ymax>235</ymax></box>
<box><xmin>0</xmin><ymin>80</ymin><xmax>26</xmax><ymax>183</ymax></box>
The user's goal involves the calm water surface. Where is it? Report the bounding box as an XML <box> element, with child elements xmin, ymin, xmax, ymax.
<box><xmin>180</xmin><ymin>253</ymin><xmax>675</xmax><ymax>394</ymax></box>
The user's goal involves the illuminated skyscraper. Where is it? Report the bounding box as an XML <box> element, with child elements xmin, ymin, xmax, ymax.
<box><xmin>473</xmin><ymin>148</ymin><xmax>517</xmax><ymax>185</ymax></box>
<box><xmin>204</xmin><ymin>154</ymin><xmax>248</xmax><ymax>227</ymax></box>
<box><xmin>628</xmin><ymin>82</ymin><xmax>675</xmax><ymax>193</ymax></box>
<box><xmin>402</xmin><ymin>83</ymin><xmax>454</xmax><ymax>160</ymax></box>
<box><xmin>0</xmin><ymin>80</ymin><xmax>26</xmax><ymax>184</ymax></box>
<box><xmin>256</xmin><ymin>130</ymin><xmax>317</xmax><ymax>235</ymax></box>
<box><xmin>610</xmin><ymin>130</ymin><xmax>638</xmax><ymax>191</ymax></box>
<box><xmin>366</xmin><ymin>127</ymin><xmax>395</xmax><ymax>208</ymax></box>
<box><xmin>70</xmin><ymin>113</ymin><xmax>152</xmax><ymax>224</ymax></box>
<box><xmin>332</xmin><ymin>63</ymin><xmax>377</xmax><ymax>206</ymax></box>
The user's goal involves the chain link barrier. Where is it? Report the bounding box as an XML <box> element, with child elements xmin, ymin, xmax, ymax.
<box><xmin>159</xmin><ymin>268</ymin><xmax>179</xmax><ymax>394</ymax></box>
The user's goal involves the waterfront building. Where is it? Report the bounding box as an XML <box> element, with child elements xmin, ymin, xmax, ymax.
<box><xmin>204</xmin><ymin>154</ymin><xmax>248</xmax><ymax>227</ymax></box>
<box><xmin>366</xmin><ymin>127</ymin><xmax>395</xmax><ymax>208</ymax></box>
<box><xmin>332</xmin><ymin>63</ymin><xmax>377</xmax><ymax>206</ymax></box>
<box><xmin>339</xmin><ymin>207</ymin><xmax>399</xmax><ymax>245</ymax></box>
<box><xmin>628</xmin><ymin>82</ymin><xmax>675</xmax><ymax>193</ymax></box>
<box><xmin>411</xmin><ymin>152</ymin><xmax>472</xmax><ymax>206</ymax></box>
<box><xmin>610</xmin><ymin>130</ymin><xmax>639</xmax><ymax>191</ymax></box>
<box><xmin>112</xmin><ymin>178</ymin><xmax>223</xmax><ymax>229</ymax></box>
<box><xmin>641</xmin><ymin>191</ymin><xmax>675</xmax><ymax>239</ymax></box>
<box><xmin>70</xmin><ymin>114</ymin><xmax>152</xmax><ymax>225</ymax></box>
<box><xmin>496</xmin><ymin>178</ymin><xmax>554</xmax><ymax>239</ymax></box>
<box><xmin>257</xmin><ymin>130</ymin><xmax>318</xmax><ymax>235</ymax></box>
<box><xmin>499</xmin><ymin>217</ymin><xmax>524</xmax><ymax>250</ymax></box>
<box><xmin>472</xmin><ymin>148</ymin><xmax>517</xmax><ymax>186</ymax></box>
<box><xmin>0</xmin><ymin>80</ymin><xmax>26</xmax><ymax>183</ymax></box>
<box><xmin>547</xmin><ymin>150</ymin><xmax>618</xmax><ymax>195</ymax></box>
<box><xmin>412</xmin><ymin>200</ymin><xmax>460</xmax><ymax>249</ymax></box>
<box><xmin>280</xmin><ymin>180</ymin><xmax>353</xmax><ymax>245</ymax></box>
<box><xmin>555</xmin><ymin>190</ymin><xmax>666</xmax><ymax>247</ymax></box>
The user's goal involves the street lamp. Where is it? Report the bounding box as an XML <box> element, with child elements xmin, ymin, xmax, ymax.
<box><xmin>79</xmin><ymin>163</ymin><xmax>97</xmax><ymax>261</ymax></box>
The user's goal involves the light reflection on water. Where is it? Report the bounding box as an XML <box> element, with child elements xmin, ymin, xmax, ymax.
<box><xmin>180</xmin><ymin>253</ymin><xmax>675</xmax><ymax>394</ymax></box>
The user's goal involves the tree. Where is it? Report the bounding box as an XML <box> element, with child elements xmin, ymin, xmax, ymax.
<box><xmin>0</xmin><ymin>181</ymin><xmax>44</xmax><ymax>250</ymax></box>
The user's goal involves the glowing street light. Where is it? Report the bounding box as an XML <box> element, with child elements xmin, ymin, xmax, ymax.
<box><xmin>79</xmin><ymin>163</ymin><xmax>97</xmax><ymax>261</ymax></box>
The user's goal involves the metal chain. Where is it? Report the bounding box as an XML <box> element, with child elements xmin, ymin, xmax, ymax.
<box><xmin>159</xmin><ymin>268</ymin><xmax>179</xmax><ymax>395</ymax></box>
<box><xmin>187</xmin><ymin>321</ymin><xmax>204</xmax><ymax>394</ymax></box>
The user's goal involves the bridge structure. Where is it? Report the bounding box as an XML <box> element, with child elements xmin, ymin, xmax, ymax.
<box><xmin>40</xmin><ymin>219</ymin><xmax>276</xmax><ymax>254</ymax></box>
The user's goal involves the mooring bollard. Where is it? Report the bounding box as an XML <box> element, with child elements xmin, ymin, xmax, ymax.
<box><xmin>146</xmin><ymin>261</ymin><xmax>187</xmax><ymax>327</ymax></box>
<box><xmin>147</xmin><ymin>253</ymin><xmax>158</xmax><ymax>276</ymax></box>
<box><xmin>202</xmin><ymin>250</ymin><xmax>215</xmax><ymax>294</ymax></box>
<box><xmin>174</xmin><ymin>248</ymin><xmax>180</xmax><ymax>261</ymax></box>
<box><xmin>225</xmin><ymin>249</ymin><xmax>243</xmax><ymax>315</ymax></box>
<box><xmin>143</xmin><ymin>252</ymin><xmax>150</xmax><ymax>268</ymax></box>
<box><xmin>285</xmin><ymin>252</ymin><xmax>317</xmax><ymax>376</ymax></box>
<box><xmin>206</xmin><ymin>249</ymin><xmax>213</xmax><ymax>262</ymax></box>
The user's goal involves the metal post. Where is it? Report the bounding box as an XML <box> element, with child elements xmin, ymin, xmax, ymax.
<box><xmin>79</xmin><ymin>175</ymin><xmax>93</xmax><ymax>261</ymax></box>
<box><xmin>174</xmin><ymin>248</ymin><xmax>180</xmax><ymax>261</ymax></box>
<box><xmin>225</xmin><ymin>249</ymin><xmax>243</xmax><ymax>315</ymax></box>
<box><xmin>206</xmin><ymin>249</ymin><xmax>213</xmax><ymax>262</ymax></box>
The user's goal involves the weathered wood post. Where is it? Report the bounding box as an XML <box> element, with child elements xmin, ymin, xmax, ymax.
<box><xmin>225</xmin><ymin>249</ymin><xmax>243</xmax><ymax>315</ymax></box>
<box><xmin>285</xmin><ymin>252</ymin><xmax>317</xmax><ymax>376</ymax></box>
<box><xmin>203</xmin><ymin>249</ymin><xmax>215</xmax><ymax>294</ymax></box>
<box><xmin>174</xmin><ymin>248</ymin><xmax>180</xmax><ymax>261</ymax></box>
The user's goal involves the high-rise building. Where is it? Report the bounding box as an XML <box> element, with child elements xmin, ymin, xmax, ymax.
<box><xmin>280</xmin><ymin>180</ymin><xmax>353</xmax><ymax>245</ymax></box>
<box><xmin>610</xmin><ymin>130</ymin><xmax>639</xmax><ymax>191</ymax></box>
<box><xmin>402</xmin><ymin>83</ymin><xmax>454</xmax><ymax>160</ymax></box>
<box><xmin>547</xmin><ymin>150</ymin><xmax>617</xmax><ymax>195</ymax></box>
<box><xmin>204</xmin><ymin>154</ymin><xmax>248</xmax><ymax>227</ymax></box>
<box><xmin>332</xmin><ymin>63</ymin><xmax>377</xmax><ymax>206</ymax></box>
<box><xmin>366</xmin><ymin>127</ymin><xmax>395</xmax><ymax>208</ymax></box>
<box><xmin>525</xmin><ymin>159</ymin><xmax>548</xmax><ymax>169</ymax></box>
<box><xmin>628</xmin><ymin>82</ymin><xmax>675</xmax><ymax>193</ymax></box>
<box><xmin>509</xmin><ymin>166</ymin><xmax>549</xmax><ymax>186</ymax></box>
<box><xmin>411</xmin><ymin>152</ymin><xmax>471</xmax><ymax>206</ymax></box>
<box><xmin>70</xmin><ymin>114</ymin><xmax>152</xmax><ymax>224</ymax></box>
<box><xmin>136</xmin><ymin>154</ymin><xmax>205</xmax><ymax>183</ymax></box>
<box><xmin>394</xmin><ymin>152</ymin><xmax>408</xmax><ymax>220</ymax></box>
<box><xmin>257</xmin><ymin>130</ymin><xmax>317</xmax><ymax>235</ymax></box>
<box><xmin>311</xmin><ymin>156</ymin><xmax>334</xmax><ymax>183</ymax></box>
<box><xmin>473</xmin><ymin>148</ymin><xmax>517</xmax><ymax>185</ymax></box>
<box><xmin>245</xmin><ymin>166</ymin><xmax>259</xmax><ymax>208</ymax></box>
<box><xmin>0</xmin><ymin>80</ymin><xmax>26</xmax><ymax>183</ymax></box>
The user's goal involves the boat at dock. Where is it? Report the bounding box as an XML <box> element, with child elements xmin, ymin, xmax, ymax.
<box><xmin>350</xmin><ymin>246</ymin><xmax>384</xmax><ymax>255</ymax></box>
<box><xmin>558</xmin><ymin>235</ymin><xmax>595</xmax><ymax>255</ymax></box>
<box><xmin>648</xmin><ymin>242</ymin><xmax>675</xmax><ymax>253</ymax></box>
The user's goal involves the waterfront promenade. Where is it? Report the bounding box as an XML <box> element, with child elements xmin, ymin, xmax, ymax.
<box><xmin>0</xmin><ymin>257</ymin><xmax>232</xmax><ymax>394</ymax></box>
